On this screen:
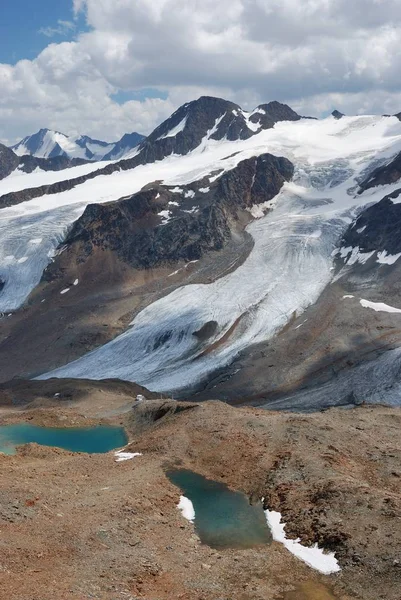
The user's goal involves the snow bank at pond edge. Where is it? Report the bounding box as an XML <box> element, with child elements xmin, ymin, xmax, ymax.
<box><xmin>177</xmin><ymin>496</ymin><xmax>195</xmax><ymax>522</ymax></box>
<box><xmin>264</xmin><ymin>508</ymin><xmax>340</xmax><ymax>574</ymax></box>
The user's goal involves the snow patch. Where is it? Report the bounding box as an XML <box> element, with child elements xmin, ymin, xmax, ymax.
<box><xmin>184</xmin><ymin>190</ymin><xmax>195</xmax><ymax>199</ymax></box>
<box><xmin>360</xmin><ymin>299</ymin><xmax>401</xmax><ymax>314</ymax></box>
<box><xmin>114</xmin><ymin>450</ymin><xmax>142</xmax><ymax>462</ymax></box>
<box><xmin>170</xmin><ymin>186</ymin><xmax>184</xmax><ymax>194</ymax></box>
<box><xmin>177</xmin><ymin>496</ymin><xmax>195</xmax><ymax>522</ymax></box>
<box><xmin>158</xmin><ymin>210</ymin><xmax>172</xmax><ymax>224</ymax></box>
<box><xmin>339</xmin><ymin>246</ymin><xmax>375</xmax><ymax>265</ymax></box>
<box><xmin>73</xmin><ymin>279</ymin><xmax>79</xmax><ymax>286</ymax></box>
<box><xmin>60</xmin><ymin>288</ymin><xmax>70</xmax><ymax>295</ymax></box>
<box><xmin>264</xmin><ymin>509</ymin><xmax>340</xmax><ymax>575</ymax></box>
<box><xmin>157</xmin><ymin>116</ymin><xmax>187</xmax><ymax>140</ymax></box>
<box><xmin>199</xmin><ymin>187</ymin><xmax>210</xmax><ymax>193</ymax></box>
<box><xmin>376</xmin><ymin>250</ymin><xmax>401</xmax><ymax>265</ymax></box>
<box><xmin>356</xmin><ymin>226</ymin><xmax>366</xmax><ymax>234</ymax></box>
<box><xmin>343</xmin><ymin>295</ymin><xmax>355</xmax><ymax>299</ymax></box>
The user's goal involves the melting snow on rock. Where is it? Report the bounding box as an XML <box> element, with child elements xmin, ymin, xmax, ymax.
<box><xmin>264</xmin><ymin>509</ymin><xmax>340</xmax><ymax>575</ymax></box>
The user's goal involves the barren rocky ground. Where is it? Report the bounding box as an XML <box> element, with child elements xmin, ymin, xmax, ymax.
<box><xmin>0</xmin><ymin>382</ymin><xmax>399</xmax><ymax>600</ymax></box>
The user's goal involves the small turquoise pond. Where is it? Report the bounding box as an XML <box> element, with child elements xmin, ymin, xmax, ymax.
<box><xmin>166</xmin><ymin>469</ymin><xmax>272</xmax><ymax>549</ymax></box>
<box><xmin>0</xmin><ymin>423</ymin><xmax>128</xmax><ymax>455</ymax></box>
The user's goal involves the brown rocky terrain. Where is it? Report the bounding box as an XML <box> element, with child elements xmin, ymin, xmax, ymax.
<box><xmin>0</xmin><ymin>385</ymin><xmax>399</xmax><ymax>600</ymax></box>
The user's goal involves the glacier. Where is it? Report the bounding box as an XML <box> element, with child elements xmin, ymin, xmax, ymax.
<box><xmin>1</xmin><ymin>114</ymin><xmax>401</xmax><ymax>391</ymax></box>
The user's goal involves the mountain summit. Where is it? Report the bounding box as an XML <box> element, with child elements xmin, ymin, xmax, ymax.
<box><xmin>137</xmin><ymin>96</ymin><xmax>301</xmax><ymax>163</ymax></box>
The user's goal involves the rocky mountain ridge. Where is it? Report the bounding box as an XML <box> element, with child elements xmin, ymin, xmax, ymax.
<box><xmin>43</xmin><ymin>153</ymin><xmax>293</xmax><ymax>277</ymax></box>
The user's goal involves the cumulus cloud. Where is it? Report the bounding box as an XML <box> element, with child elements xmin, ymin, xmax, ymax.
<box><xmin>2</xmin><ymin>0</ymin><xmax>401</xmax><ymax>143</ymax></box>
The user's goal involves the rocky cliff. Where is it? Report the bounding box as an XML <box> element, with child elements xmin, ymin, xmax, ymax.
<box><xmin>44</xmin><ymin>153</ymin><xmax>293</xmax><ymax>275</ymax></box>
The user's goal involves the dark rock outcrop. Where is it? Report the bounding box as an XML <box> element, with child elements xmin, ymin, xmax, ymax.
<box><xmin>249</xmin><ymin>101</ymin><xmax>301</xmax><ymax>129</ymax></box>
<box><xmin>18</xmin><ymin>155</ymin><xmax>88</xmax><ymax>174</ymax></box>
<box><xmin>332</xmin><ymin>110</ymin><xmax>345</xmax><ymax>120</ymax></box>
<box><xmin>0</xmin><ymin>143</ymin><xmax>19</xmax><ymax>180</ymax></box>
<box><xmin>45</xmin><ymin>153</ymin><xmax>294</xmax><ymax>274</ymax></box>
<box><xmin>340</xmin><ymin>194</ymin><xmax>401</xmax><ymax>257</ymax></box>
<box><xmin>359</xmin><ymin>152</ymin><xmax>401</xmax><ymax>192</ymax></box>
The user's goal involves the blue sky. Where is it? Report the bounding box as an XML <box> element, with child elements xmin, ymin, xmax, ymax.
<box><xmin>0</xmin><ymin>0</ymin><xmax>84</xmax><ymax>64</ymax></box>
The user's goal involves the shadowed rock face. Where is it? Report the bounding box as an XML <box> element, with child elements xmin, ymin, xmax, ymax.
<box><xmin>332</xmin><ymin>110</ymin><xmax>345</xmax><ymax>120</ymax></box>
<box><xmin>359</xmin><ymin>151</ymin><xmax>401</xmax><ymax>192</ymax></box>
<box><xmin>102</xmin><ymin>132</ymin><xmax>145</xmax><ymax>161</ymax></box>
<box><xmin>0</xmin><ymin>96</ymin><xmax>300</xmax><ymax>208</ymax></box>
<box><xmin>18</xmin><ymin>155</ymin><xmax>88</xmax><ymax>173</ymax></box>
<box><xmin>44</xmin><ymin>153</ymin><xmax>294</xmax><ymax>274</ymax></box>
<box><xmin>0</xmin><ymin>143</ymin><xmax>19</xmax><ymax>180</ymax></box>
<box><xmin>340</xmin><ymin>194</ymin><xmax>401</xmax><ymax>256</ymax></box>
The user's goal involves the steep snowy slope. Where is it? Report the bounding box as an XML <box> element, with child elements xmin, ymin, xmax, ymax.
<box><xmin>21</xmin><ymin>111</ymin><xmax>401</xmax><ymax>393</ymax></box>
<box><xmin>12</xmin><ymin>129</ymin><xmax>92</xmax><ymax>160</ymax></box>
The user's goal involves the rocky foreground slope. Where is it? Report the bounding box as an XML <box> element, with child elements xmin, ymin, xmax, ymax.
<box><xmin>0</xmin><ymin>386</ymin><xmax>399</xmax><ymax>600</ymax></box>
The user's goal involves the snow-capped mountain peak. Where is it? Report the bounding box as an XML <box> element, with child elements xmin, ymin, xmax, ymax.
<box><xmin>11</xmin><ymin>129</ymin><xmax>145</xmax><ymax>162</ymax></box>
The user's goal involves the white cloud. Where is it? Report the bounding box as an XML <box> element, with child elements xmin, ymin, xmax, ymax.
<box><xmin>39</xmin><ymin>20</ymin><xmax>76</xmax><ymax>38</ymax></box>
<box><xmin>2</xmin><ymin>0</ymin><xmax>401</xmax><ymax>143</ymax></box>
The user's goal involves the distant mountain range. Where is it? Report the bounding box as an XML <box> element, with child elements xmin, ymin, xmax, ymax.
<box><xmin>10</xmin><ymin>128</ymin><xmax>145</xmax><ymax>162</ymax></box>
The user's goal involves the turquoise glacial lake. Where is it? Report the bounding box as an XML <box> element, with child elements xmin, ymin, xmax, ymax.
<box><xmin>0</xmin><ymin>423</ymin><xmax>128</xmax><ymax>455</ymax></box>
<box><xmin>166</xmin><ymin>468</ymin><xmax>272</xmax><ymax>549</ymax></box>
